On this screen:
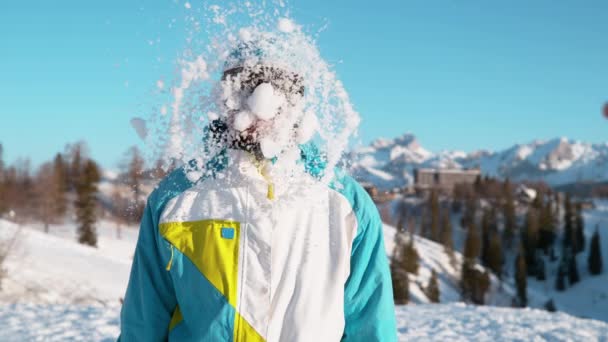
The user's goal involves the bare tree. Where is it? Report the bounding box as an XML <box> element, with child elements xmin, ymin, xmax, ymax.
<box><xmin>120</xmin><ymin>146</ymin><xmax>145</xmax><ymax>223</ymax></box>
<box><xmin>33</xmin><ymin>161</ymin><xmax>67</xmax><ymax>233</ymax></box>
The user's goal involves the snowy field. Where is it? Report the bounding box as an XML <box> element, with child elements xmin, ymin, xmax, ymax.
<box><xmin>1</xmin><ymin>302</ymin><xmax>607</xmax><ymax>341</ymax></box>
<box><xmin>0</xmin><ymin>213</ymin><xmax>607</xmax><ymax>341</ymax></box>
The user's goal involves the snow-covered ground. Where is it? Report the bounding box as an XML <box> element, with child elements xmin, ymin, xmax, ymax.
<box><xmin>1</xmin><ymin>302</ymin><xmax>606</xmax><ymax>341</ymax></box>
<box><xmin>0</xmin><ymin>205</ymin><xmax>607</xmax><ymax>341</ymax></box>
<box><xmin>0</xmin><ymin>219</ymin><xmax>137</xmax><ymax>305</ymax></box>
<box><xmin>396</xmin><ymin>303</ymin><xmax>608</xmax><ymax>341</ymax></box>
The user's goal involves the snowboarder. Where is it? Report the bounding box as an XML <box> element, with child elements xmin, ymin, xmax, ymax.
<box><xmin>118</xmin><ymin>43</ymin><xmax>396</xmax><ymax>342</ymax></box>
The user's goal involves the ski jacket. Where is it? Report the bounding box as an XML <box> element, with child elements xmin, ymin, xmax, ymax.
<box><xmin>118</xmin><ymin>148</ymin><xmax>396</xmax><ymax>342</ymax></box>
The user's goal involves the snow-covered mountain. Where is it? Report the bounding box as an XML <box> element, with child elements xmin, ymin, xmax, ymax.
<box><xmin>352</xmin><ymin>134</ymin><xmax>608</xmax><ymax>190</ymax></box>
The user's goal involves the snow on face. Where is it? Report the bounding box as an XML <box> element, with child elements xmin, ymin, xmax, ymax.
<box><xmin>140</xmin><ymin>2</ymin><xmax>360</xmax><ymax>186</ymax></box>
<box><xmin>246</xmin><ymin>83</ymin><xmax>283</xmax><ymax>120</ymax></box>
<box><xmin>233</xmin><ymin>110</ymin><xmax>255</xmax><ymax>131</ymax></box>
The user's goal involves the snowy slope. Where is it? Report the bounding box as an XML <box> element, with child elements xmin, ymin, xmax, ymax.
<box><xmin>0</xmin><ymin>217</ymin><xmax>607</xmax><ymax>340</ymax></box>
<box><xmin>0</xmin><ymin>219</ymin><xmax>137</xmax><ymax>305</ymax></box>
<box><xmin>0</xmin><ymin>303</ymin><xmax>607</xmax><ymax>342</ymax></box>
<box><xmin>381</xmin><ymin>197</ymin><xmax>608</xmax><ymax>322</ymax></box>
<box><xmin>526</xmin><ymin>200</ymin><xmax>608</xmax><ymax>322</ymax></box>
<box><xmin>395</xmin><ymin>303</ymin><xmax>608</xmax><ymax>341</ymax></box>
<box><xmin>352</xmin><ymin>134</ymin><xmax>608</xmax><ymax>190</ymax></box>
<box><xmin>382</xmin><ymin>223</ymin><xmax>512</xmax><ymax>306</ymax></box>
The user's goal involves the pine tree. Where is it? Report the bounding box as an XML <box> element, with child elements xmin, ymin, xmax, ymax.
<box><xmin>538</xmin><ymin>195</ymin><xmax>556</xmax><ymax>254</ymax></box>
<box><xmin>488</xmin><ymin>232</ymin><xmax>503</xmax><ymax>279</ymax></box>
<box><xmin>75</xmin><ymin>160</ymin><xmax>100</xmax><ymax>247</ymax></box>
<box><xmin>463</xmin><ymin>220</ymin><xmax>481</xmax><ymax>261</ymax></box>
<box><xmin>461</xmin><ymin>193</ymin><xmax>477</xmax><ymax>230</ymax></box>
<box><xmin>425</xmin><ymin>269</ymin><xmax>440</xmax><ymax>303</ymax></box>
<box><xmin>429</xmin><ymin>188</ymin><xmax>440</xmax><ymax>242</ymax></box>
<box><xmin>390</xmin><ymin>264</ymin><xmax>409</xmax><ymax>305</ymax></box>
<box><xmin>514</xmin><ymin>244</ymin><xmax>528</xmax><ymax>307</ymax></box>
<box><xmin>461</xmin><ymin>221</ymin><xmax>486</xmax><ymax>304</ymax></box>
<box><xmin>502</xmin><ymin>179</ymin><xmax>516</xmax><ymax>248</ymax></box>
<box><xmin>440</xmin><ymin>209</ymin><xmax>454</xmax><ymax>258</ymax></box>
<box><xmin>574</xmin><ymin>202</ymin><xmax>585</xmax><ymax>253</ymax></box>
<box><xmin>481</xmin><ymin>208</ymin><xmax>491</xmax><ymax>267</ymax></box>
<box><xmin>535</xmin><ymin>258</ymin><xmax>546</xmax><ymax>281</ymax></box>
<box><xmin>568</xmin><ymin>252</ymin><xmax>580</xmax><ymax>285</ymax></box>
<box><xmin>588</xmin><ymin>227</ymin><xmax>603</xmax><ymax>275</ymax></box>
<box><xmin>390</xmin><ymin>228</ymin><xmax>412</xmax><ymax>304</ymax></box>
<box><xmin>555</xmin><ymin>266</ymin><xmax>566</xmax><ymax>291</ymax></box>
<box><xmin>68</xmin><ymin>143</ymin><xmax>83</xmax><ymax>191</ymax></box>
<box><xmin>562</xmin><ymin>194</ymin><xmax>574</xmax><ymax>250</ymax></box>
<box><xmin>522</xmin><ymin>208</ymin><xmax>539</xmax><ymax>274</ymax></box>
<box><xmin>402</xmin><ymin>233</ymin><xmax>420</xmax><ymax>275</ymax></box>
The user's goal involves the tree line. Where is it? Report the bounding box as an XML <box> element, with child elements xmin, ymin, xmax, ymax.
<box><xmin>0</xmin><ymin>142</ymin><xmax>168</xmax><ymax>247</ymax></box>
<box><xmin>390</xmin><ymin>176</ymin><xmax>603</xmax><ymax>308</ymax></box>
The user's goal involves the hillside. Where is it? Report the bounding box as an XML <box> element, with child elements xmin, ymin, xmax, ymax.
<box><xmin>0</xmin><ymin>214</ymin><xmax>606</xmax><ymax>340</ymax></box>
<box><xmin>381</xmin><ymin>197</ymin><xmax>608</xmax><ymax>322</ymax></box>
<box><xmin>352</xmin><ymin>134</ymin><xmax>608</xmax><ymax>190</ymax></box>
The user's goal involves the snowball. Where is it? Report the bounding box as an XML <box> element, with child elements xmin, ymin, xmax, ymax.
<box><xmin>233</xmin><ymin>110</ymin><xmax>255</xmax><ymax>131</ymax></box>
<box><xmin>130</xmin><ymin>117</ymin><xmax>148</xmax><ymax>140</ymax></box>
<box><xmin>184</xmin><ymin>2</ymin><xmax>191</xmax><ymax>9</ymax></box>
<box><xmin>296</xmin><ymin>110</ymin><xmax>318</xmax><ymax>144</ymax></box>
<box><xmin>260</xmin><ymin>137</ymin><xmax>281</xmax><ymax>159</ymax></box>
<box><xmin>207</xmin><ymin>111</ymin><xmax>219</xmax><ymax>121</ymax></box>
<box><xmin>239</xmin><ymin>28</ymin><xmax>252</xmax><ymax>42</ymax></box>
<box><xmin>277</xmin><ymin>18</ymin><xmax>295</xmax><ymax>33</ymax></box>
<box><xmin>247</xmin><ymin>83</ymin><xmax>283</xmax><ymax>120</ymax></box>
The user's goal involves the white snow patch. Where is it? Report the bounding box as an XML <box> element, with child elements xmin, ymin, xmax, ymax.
<box><xmin>260</xmin><ymin>137</ymin><xmax>281</xmax><ymax>159</ymax></box>
<box><xmin>233</xmin><ymin>110</ymin><xmax>255</xmax><ymax>131</ymax></box>
<box><xmin>277</xmin><ymin>18</ymin><xmax>295</xmax><ymax>33</ymax></box>
<box><xmin>296</xmin><ymin>110</ymin><xmax>318</xmax><ymax>144</ymax></box>
<box><xmin>396</xmin><ymin>304</ymin><xmax>608</xmax><ymax>341</ymax></box>
<box><xmin>247</xmin><ymin>83</ymin><xmax>283</xmax><ymax>121</ymax></box>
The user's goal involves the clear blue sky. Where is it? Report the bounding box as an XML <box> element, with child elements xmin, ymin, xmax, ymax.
<box><xmin>1</xmin><ymin>0</ymin><xmax>607</xmax><ymax>169</ymax></box>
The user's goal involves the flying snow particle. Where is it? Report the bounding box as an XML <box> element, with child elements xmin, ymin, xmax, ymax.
<box><xmin>239</xmin><ymin>28</ymin><xmax>252</xmax><ymax>42</ymax></box>
<box><xmin>160</xmin><ymin>105</ymin><xmax>168</xmax><ymax>115</ymax></box>
<box><xmin>156</xmin><ymin>80</ymin><xmax>165</xmax><ymax>90</ymax></box>
<box><xmin>277</xmin><ymin>18</ymin><xmax>295</xmax><ymax>33</ymax></box>
<box><xmin>247</xmin><ymin>83</ymin><xmax>282</xmax><ymax>120</ymax></box>
<box><xmin>208</xmin><ymin>111</ymin><xmax>219</xmax><ymax>121</ymax></box>
<box><xmin>184</xmin><ymin>2</ymin><xmax>191</xmax><ymax>9</ymax></box>
<box><xmin>130</xmin><ymin>117</ymin><xmax>148</xmax><ymax>140</ymax></box>
<box><xmin>296</xmin><ymin>110</ymin><xmax>318</xmax><ymax>144</ymax></box>
<box><xmin>260</xmin><ymin>137</ymin><xmax>281</xmax><ymax>159</ymax></box>
<box><xmin>234</xmin><ymin>111</ymin><xmax>255</xmax><ymax>131</ymax></box>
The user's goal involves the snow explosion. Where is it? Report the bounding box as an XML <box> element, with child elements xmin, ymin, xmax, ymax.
<box><xmin>137</xmin><ymin>1</ymin><xmax>360</xmax><ymax>188</ymax></box>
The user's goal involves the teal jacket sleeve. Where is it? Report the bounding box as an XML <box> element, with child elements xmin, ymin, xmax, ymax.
<box><xmin>118</xmin><ymin>198</ymin><xmax>177</xmax><ymax>342</ymax></box>
<box><xmin>339</xmin><ymin>176</ymin><xmax>397</xmax><ymax>342</ymax></box>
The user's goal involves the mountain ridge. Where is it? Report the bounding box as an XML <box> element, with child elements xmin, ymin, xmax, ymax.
<box><xmin>351</xmin><ymin>134</ymin><xmax>608</xmax><ymax>190</ymax></box>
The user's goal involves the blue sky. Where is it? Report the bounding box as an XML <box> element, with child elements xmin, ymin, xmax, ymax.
<box><xmin>1</xmin><ymin>0</ymin><xmax>607</xmax><ymax>169</ymax></box>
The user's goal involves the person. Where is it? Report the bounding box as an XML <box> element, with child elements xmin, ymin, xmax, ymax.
<box><xmin>118</xmin><ymin>45</ymin><xmax>396</xmax><ymax>342</ymax></box>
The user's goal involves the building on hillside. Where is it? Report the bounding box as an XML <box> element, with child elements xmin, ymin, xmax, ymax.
<box><xmin>414</xmin><ymin>168</ymin><xmax>481</xmax><ymax>194</ymax></box>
